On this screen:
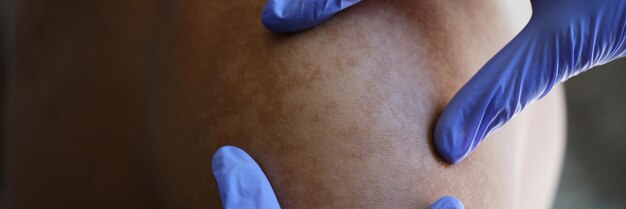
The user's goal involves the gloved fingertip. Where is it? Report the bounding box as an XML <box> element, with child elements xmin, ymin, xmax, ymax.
<box><xmin>261</xmin><ymin>0</ymin><xmax>327</xmax><ymax>33</ymax></box>
<box><xmin>434</xmin><ymin>120</ymin><xmax>472</xmax><ymax>165</ymax></box>
<box><xmin>211</xmin><ymin>146</ymin><xmax>254</xmax><ymax>178</ymax></box>
<box><xmin>261</xmin><ymin>0</ymin><xmax>362</xmax><ymax>33</ymax></box>
<box><xmin>430</xmin><ymin>196</ymin><xmax>465</xmax><ymax>209</ymax></box>
<box><xmin>211</xmin><ymin>146</ymin><xmax>282</xmax><ymax>209</ymax></box>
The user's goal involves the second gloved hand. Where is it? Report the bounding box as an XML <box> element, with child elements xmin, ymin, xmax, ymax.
<box><xmin>212</xmin><ymin>146</ymin><xmax>465</xmax><ymax>209</ymax></box>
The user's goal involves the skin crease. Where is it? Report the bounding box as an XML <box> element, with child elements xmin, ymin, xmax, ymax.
<box><xmin>4</xmin><ymin>0</ymin><xmax>564</xmax><ymax>208</ymax></box>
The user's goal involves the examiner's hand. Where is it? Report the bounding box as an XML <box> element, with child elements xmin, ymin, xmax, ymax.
<box><xmin>212</xmin><ymin>146</ymin><xmax>465</xmax><ymax>209</ymax></box>
<box><xmin>434</xmin><ymin>0</ymin><xmax>626</xmax><ymax>164</ymax></box>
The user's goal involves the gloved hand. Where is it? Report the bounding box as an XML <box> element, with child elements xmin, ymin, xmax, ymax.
<box><xmin>261</xmin><ymin>0</ymin><xmax>361</xmax><ymax>32</ymax></box>
<box><xmin>434</xmin><ymin>0</ymin><xmax>626</xmax><ymax>164</ymax></box>
<box><xmin>212</xmin><ymin>146</ymin><xmax>465</xmax><ymax>209</ymax></box>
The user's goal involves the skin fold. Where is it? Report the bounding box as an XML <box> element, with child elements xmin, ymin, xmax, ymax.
<box><xmin>4</xmin><ymin>0</ymin><xmax>564</xmax><ymax>208</ymax></box>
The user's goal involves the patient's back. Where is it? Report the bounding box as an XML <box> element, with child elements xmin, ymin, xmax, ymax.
<box><xmin>6</xmin><ymin>0</ymin><xmax>565</xmax><ymax>208</ymax></box>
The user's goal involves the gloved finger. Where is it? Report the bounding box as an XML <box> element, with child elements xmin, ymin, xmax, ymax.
<box><xmin>429</xmin><ymin>196</ymin><xmax>465</xmax><ymax>209</ymax></box>
<box><xmin>434</xmin><ymin>10</ymin><xmax>626</xmax><ymax>164</ymax></box>
<box><xmin>212</xmin><ymin>146</ymin><xmax>281</xmax><ymax>209</ymax></box>
<box><xmin>434</xmin><ymin>23</ymin><xmax>552</xmax><ymax>164</ymax></box>
<box><xmin>262</xmin><ymin>0</ymin><xmax>362</xmax><ymax>33</ymax></box>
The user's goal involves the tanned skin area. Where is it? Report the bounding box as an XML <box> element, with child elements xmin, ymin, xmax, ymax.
<box><xmin>4</xmin><ymin>0</ymin><xmax>565</xmax><ymax>208</ymax></box>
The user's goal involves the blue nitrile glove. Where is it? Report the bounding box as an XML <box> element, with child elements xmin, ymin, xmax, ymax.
<box><xmin>212</xmin><ymin>146</ymin><xmax>465</xmax><ymax>209</ymax></box>
<box><xmin>212</xmin><ymin>146</ymin><xmax>280</xmax><ymax>209</ymax></box>
<box><xmin>435</xmin><ymin>0</ymin><xmax>626</xmax><ymax>164</ymax></box>
<box><xmin>261</xmin><ymin>0</ymin><xmax>362</xmax><ymax>32</ymax></box>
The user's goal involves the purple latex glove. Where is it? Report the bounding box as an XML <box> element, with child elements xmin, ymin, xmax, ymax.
<box><xmin>212</xmin><ymin>146</ymin><xmax>281</xmax><ymax>209</ymax></box>
<box><xmin>261</xmin><ymin>0</ymin><xmax>361</xmax><ymax>32</ymax></box>
<box><xmin>435</xmin><ymin>0</ymin><xmax>626</xmax><ymax>164</ymax></box>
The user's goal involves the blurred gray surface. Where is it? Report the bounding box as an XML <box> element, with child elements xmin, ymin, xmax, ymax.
<box><xmin>554</xmin><ymin>58</ymin><xmax>626</xmax><ymax>209</ymax></box>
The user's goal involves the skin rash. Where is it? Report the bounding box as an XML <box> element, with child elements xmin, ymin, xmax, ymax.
<box><xmin>5</xmin><ymin>0</ymin><xmax>564</xmax><ymax>208</ymax></box>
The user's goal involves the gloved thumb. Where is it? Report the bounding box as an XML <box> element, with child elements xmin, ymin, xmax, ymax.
<box><xmin>429</xmin><ymin>196</ymin><xmax>465</xmax><ymax>209</ymax></box>
<box><xmin>212</xmin><ymin>146</ymin><xmax>281</xmax><ymax>209</ymax></box>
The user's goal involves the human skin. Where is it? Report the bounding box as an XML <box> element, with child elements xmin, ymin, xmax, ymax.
<box><xmin>4</xmin><ymin>0</ymin><xmax>564</xmax><ymax>208</ymax></box>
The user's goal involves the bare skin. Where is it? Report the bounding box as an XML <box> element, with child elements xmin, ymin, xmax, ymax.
<box><xmin>4</xmin><ymin>0</ymin><xmax>564</xmax><ymax>208</ymax></box>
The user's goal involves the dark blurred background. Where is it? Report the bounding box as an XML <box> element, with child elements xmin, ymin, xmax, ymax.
<box><xmin>555</xmin><ymin>58</ymin><xmax>626</xmax><ymax>209</ymax></box>
<box><xmin>0</xmin><ymin>0</ymin><xmax>10</xmax><ymax>206</ymax></box>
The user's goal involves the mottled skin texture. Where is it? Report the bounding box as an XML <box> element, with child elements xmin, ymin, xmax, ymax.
<box><xmin>4</xmin><ymin>0</ymin><xmax>564</xmax><ymax>208</ymax></box>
